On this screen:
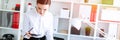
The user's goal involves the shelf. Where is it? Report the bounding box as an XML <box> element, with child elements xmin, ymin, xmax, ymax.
<box><xmin>79</xmin><ymin>0</ymin><xmax>119</xmax><ymax>6</ymax></box>
<box><xmin>0</xmin><ymin>27</ymin><xmax>19</xmax><ymax>30</ymax></box>
<box><xmin>98</xmin><ymin>21</ymin><xmax>112</xmax><ymax>23</ymax></box>
<box><xmin>95</xmin><ymin>37</ymin><xmax>106</xmax><ymax>40</ymax></box>
<box><xmin>73</xmin><ymin>0</ymin><xmax>110</xmax><ymax>5</ymax></box>
<box><xmin>53</xmin><ymin>32</ymin><xmax>68</xmax><ymax>40</ymax></box>
<box><xmin>51</xmin><ymin>0</ymin><xmax>120</xmax><ymax>40</ymax></box>
<box><xmin>70</xmin><ymin>34</ymin><xmax>94</xmax><ymax>39</ymax></box>
<box><xmin>59</xmin><ymin>17</ymin><xmax>70</xmax><ymax>19</ymax></box>
<box><xmin>73</xmin><ymin>2</ymin><xmax>99</xmax><ymax>5</ymax></box>
<box><xmin>98</xmin><ymin>21</ymin><xmax>120</xmax><ymax>24</ymax></box>
<box><xmin>72</xmin><ymin>1</ymin><xmax>120</xmax><ymax>8</ymax></box>
<box><xmin>0</xmin><ymin>9</ymin><xmax>20</xmax><ymax>12</ymax></box>
<box><xmin>0</xmin><ymin>0</ymin><xmax>21</xmax><ymax>40</ymax></box>
<box><xmin>54</xmin><ymin>32</ymin><xmax>68</xmax><ymax>36</ymax></box>
<box><xmin>52</xmin><ymin>0</ymin><xmax>71</xmax><ymax>3</ymax></box>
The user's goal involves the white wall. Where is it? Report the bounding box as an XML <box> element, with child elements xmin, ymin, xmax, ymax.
<box><xmin>4</xmin><ymin>0</ymin><xmax>20</xmax><ymax>10</ymax></box>
<box><xmin>25</xmin><ymin>0</ymin><xmax>36</xmax><ymax>7</ymax></box>
<box><xmin>24</xmin><ymin>0</ymin><xmax>36</xmax><ymax>12</ymax></box>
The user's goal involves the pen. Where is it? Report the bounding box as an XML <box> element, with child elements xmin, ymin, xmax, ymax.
<box><xmin>24</xmin><ymin>27</ymin><xmax>33</xmax><ymax>36</ymax></box>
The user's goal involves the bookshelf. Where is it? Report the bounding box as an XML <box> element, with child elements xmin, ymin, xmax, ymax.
<box><xmin>0</xmin><ymin>0</ymin><xmax>24</xmax><ymax>40</ymax></box>
<box><xmin>49</xmin><ymin>0</ymin><xmax>120</xmax><ymax>40</ymax></box>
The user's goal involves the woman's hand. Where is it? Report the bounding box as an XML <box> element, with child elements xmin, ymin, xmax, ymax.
<box><xmin>26</xmin><ymin>32</ymin><xmax>32</xmax><ymax>39</ymax></box>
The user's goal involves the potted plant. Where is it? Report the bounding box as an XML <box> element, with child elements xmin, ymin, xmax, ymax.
<box><xmin>85</xmin><ymin>26</ymin><xmax>91</xmax><ymax>36</ymax></box>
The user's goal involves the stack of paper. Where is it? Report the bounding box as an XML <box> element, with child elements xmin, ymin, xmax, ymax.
<box><xmin>60</xmin><ymin>8</ymin><xmax>70</xmax><ymax>18</ymax></box>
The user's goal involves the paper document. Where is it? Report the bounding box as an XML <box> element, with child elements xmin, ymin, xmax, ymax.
<box><xmin>71</xmin><ymin>18</ymin><xmax>81</xmax><ymax>30</ymax></box>
<box><xmin>79</xmin><ymin>5</ymin><xmax>92</xmax><ymax>20</ymax></box>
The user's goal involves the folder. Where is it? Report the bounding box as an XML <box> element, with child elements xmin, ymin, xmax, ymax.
<box><xmin>90</xmin><ymin>5</ymin><xmax>97</xmax><ymax>22</ymax></box>
<box><xmin>12</xmin><ymin>12</ymin><xmax>20</xmax><ymax>29</ymax></box>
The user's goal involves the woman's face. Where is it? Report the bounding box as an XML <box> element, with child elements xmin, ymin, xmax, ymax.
<box><xmin>36</xmin><ymin>3</ymin><xmax>50</xmax><ymax>16</ymax></box>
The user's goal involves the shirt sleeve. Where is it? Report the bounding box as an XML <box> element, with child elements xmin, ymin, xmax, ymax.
<box><xmin>46</xmin><ymin>14</ymin><xmax>54</xmax><ymax>40</ymax></box>
<box><xmin>21</xmin><ymin>14</ymin><xmax>31</xmax><ymax>37</ymax></box>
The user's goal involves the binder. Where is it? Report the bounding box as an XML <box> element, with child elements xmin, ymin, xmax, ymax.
<box><xmin>12</xmin><ymin>12</ymin><xmax>20</xmax><ymax>29</ymax></box>
<box><xmin>90</xmin><ymin>5</ymin><xmax>97</xmax><ymax>22</ymax></box>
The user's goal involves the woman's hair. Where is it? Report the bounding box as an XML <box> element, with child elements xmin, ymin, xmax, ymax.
<box><xmin>37</xmin><ymin>0</ymin><xmax>51</xmax><ymax>5</ymax></box>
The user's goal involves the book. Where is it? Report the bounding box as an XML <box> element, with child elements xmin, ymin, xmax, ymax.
<box><xmin>102</xmin><ymin>0</ymin><xmax>113</xmax><ymax>5</ymax></box>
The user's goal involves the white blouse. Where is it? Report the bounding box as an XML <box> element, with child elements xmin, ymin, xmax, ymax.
<box><xmin>22</xmin><ymin>7</ymin><xmax>53</xmax><ymax>40</ymax></box>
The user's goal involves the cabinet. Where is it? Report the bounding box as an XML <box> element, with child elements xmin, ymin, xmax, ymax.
<box><xmin>0</xmin><ymin>0</ymin><xmax>24</xmax><ymax>40</ymax></box>
<box><xmin>50</xmin><ymin>0</ymin><xmax>120</xmax><ymax>40</ymax></box>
